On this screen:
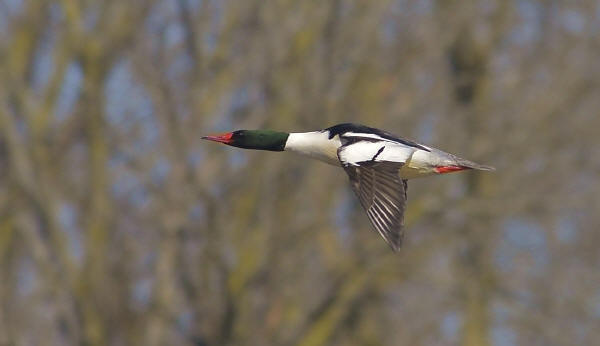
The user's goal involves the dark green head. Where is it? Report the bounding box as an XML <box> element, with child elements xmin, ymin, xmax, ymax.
<box><xmin>202</xmin><ymin>129</ymin><xmax>289</xmax><ymax>151</ymax></box>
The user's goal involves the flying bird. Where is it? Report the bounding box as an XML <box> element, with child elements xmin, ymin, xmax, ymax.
<box><xmin>202</xmin><ymin>123</ymin><xmax>494</xmax><ymax>251</ymax></box>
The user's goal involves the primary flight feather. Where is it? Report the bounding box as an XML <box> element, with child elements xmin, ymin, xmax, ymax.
<box><xmin>202</xmin><ymin>123</ymin><xmax>494</xmax><ymax>251</ymax></box>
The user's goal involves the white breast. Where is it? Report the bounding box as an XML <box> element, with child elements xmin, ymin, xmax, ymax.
<box><xmin>284</xmin><ymin>131</ymin><xmax>342</xmax><ymax>165</ymax></box>
<box><xmin>338</xmin><ymin>141</ymin><xmax>415</xmax><ymax>166</ymax></box>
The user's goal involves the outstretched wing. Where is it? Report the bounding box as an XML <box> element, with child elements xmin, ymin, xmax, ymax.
<box><xmin>340</xmin><ymin>159</ymin><xmax>408</xmax><ymax>251</ymax></box>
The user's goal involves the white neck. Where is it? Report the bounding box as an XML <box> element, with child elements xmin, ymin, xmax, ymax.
<box><xmin>284</xmin><ymin>131</ymin><xmax>341</xmax><ymax>166</ymax></box>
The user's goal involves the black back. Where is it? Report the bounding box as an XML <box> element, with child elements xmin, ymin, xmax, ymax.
<box><xmin>324</xmin><ymin>123</ymin><xmax>430</xmax><ymax>152</ymax></box>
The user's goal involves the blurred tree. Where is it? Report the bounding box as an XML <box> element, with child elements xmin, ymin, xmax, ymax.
<box><xmin>1</xmin><ymin>0</ymin><xmax>599</xmax><ymax>345</ymax></box>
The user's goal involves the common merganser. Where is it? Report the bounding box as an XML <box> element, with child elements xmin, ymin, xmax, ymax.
<box><xmin>202</xmin><ymin>123</ymin><xmax>494</xmax><ymax>251</ymax></box>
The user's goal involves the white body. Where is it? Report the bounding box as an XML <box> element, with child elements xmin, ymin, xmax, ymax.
<box><xmin>285</xmin><ymin>132</ymin><xmax>342</xmax><ymax>166</ymax></box>
<box><xmin>284</xmin><ymin>131</ymin><xmax>451</xmax><ymax>179</ymax></box>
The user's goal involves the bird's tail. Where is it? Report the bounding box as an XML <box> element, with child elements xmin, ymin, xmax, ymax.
<box><xmin>453</xmin><ymin>157</ymin><xmax>495</xmax><ymax>171</ymax></box>
<box><xmin>424</xmin><ymin>148</ymin><xmax>495</xmax><ymax>174</ymax></box>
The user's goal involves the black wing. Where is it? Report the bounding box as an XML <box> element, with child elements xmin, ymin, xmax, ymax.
<box><xmin>341</xmin><ymin>161</ymin><xmax>408</xmax><ymax>251</ymax></box>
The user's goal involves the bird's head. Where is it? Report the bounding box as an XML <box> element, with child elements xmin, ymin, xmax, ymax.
<box><xmin>202</xmin><ymin>130</ymin><xmax>289</xmax><ymax>151</ymax></box>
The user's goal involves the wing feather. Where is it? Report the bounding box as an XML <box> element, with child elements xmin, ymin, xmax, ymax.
<box><xmin>339</xmin><ymin>159</ymin><xmax>408</xmax><ymax>251</ymax></box>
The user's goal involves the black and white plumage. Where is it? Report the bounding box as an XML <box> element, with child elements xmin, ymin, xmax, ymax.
<box><xmin>342</xmin><ymin>161</ymin><xmax>407</xmax><ymax>251</ymax></box>
<box><xmin>286</xmin><ymin>123</ymin><xmax>494</xmax><ymax>251</ymax></box>
<box><xmin>202</xmin><ymin>123</ymin><xmax>494</xmax><ymax>251</ymax></box>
